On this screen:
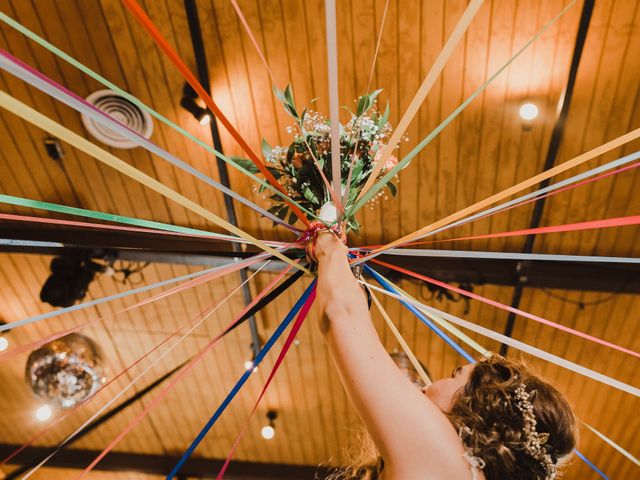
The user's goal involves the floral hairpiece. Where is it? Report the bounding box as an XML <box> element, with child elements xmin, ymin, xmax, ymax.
<box><xmin>514</xmin><ymin>384</ymin><xmax>558</xmax><ymax>479</ymax></box>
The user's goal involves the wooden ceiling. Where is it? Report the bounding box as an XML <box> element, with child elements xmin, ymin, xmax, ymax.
<box><xmin>0</xmin><ymin>0</ymin><xmax>639</xmax><ymax>478</ymax></box>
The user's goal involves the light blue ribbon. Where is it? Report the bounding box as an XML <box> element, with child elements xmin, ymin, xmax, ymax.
<box><xmin>0</xmin><ymin>49</ymin><xmax>298</xmax><ymax>231</ymax></box>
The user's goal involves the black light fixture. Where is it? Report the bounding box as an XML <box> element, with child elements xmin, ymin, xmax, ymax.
<box><xmin>40</xmin><ymin>256</ymin><xmax>104</xmax><ymax>307</ymax></box>
<box><xmin>261</xmin><ymin>410</ymin><xmax>277</xmax><ymax>440</ymax></box>
<box><xmin>180</xmin><ymin>82</ymin><xmax>212</xmax><ymax>125</ymax></box>
<box><xmin>43</xmin><ymin>137</ymin><xmax>64</xmax><ymax>161</ymax></box>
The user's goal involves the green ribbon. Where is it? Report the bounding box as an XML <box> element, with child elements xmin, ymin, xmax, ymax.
<box><xmin>0</xmin><ymin>194</ymin><xmax>230</xmax><ymax>238</ymax></box>
<box><xmin>349</xmin><ymin>0</ymin><xmax>576</xmax><ymax>215</ymax></box>
<box><xmin>0</xmin><ymin>12</ymin><xmax>318</xmax><ymax>222</ymax></box>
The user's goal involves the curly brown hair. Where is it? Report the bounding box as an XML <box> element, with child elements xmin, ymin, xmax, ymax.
<box><xmin>448</xmin><ymin>356</ymin><xmax>578</xmax><ymax>479</ymax></box>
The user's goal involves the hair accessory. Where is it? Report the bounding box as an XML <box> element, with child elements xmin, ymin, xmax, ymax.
<box><xmin>514</xmin><ymin>384</ymin><xmax>558</xmax><ymax>479</ymax></box>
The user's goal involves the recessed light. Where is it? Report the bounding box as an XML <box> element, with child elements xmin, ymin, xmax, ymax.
<box><xmin>35</xmin><ymin>404</ymin><xmax>52</xmax><ymax>421</ymax></box>
<box><xmin>519</xmin><ymin>102</ymin><xmax>539</xmax><ymax>121</ymax></box>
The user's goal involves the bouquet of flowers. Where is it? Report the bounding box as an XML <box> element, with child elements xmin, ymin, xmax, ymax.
<box><xmin>233</xmin><ymin>85</ymin><xmax>401</xmax><ymax>233</ymax></box>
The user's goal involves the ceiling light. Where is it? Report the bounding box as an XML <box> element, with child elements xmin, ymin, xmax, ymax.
<box><xmin>519</xmin><ymin>102</ymin><xmax>539</xmax><ymax>121</ymax></box>
<box><xmin>261</xmin><ymin>425</ymin><xmax>275</xmax><ymax>440</ymax></box>
<box><xmin>35</xmin><ymin>404</ymin><xmax>52</xmax><ymax>421</ymax></box>
<box><xmin>180</xmin><ymin>83</ymin><xmax>212</xmax><ymax>125</ymax></box>
<box><xmin>244</xmin><ymin>360</ymin><xmax>258</xmax><ymax>373</ymax></box>
<box><xmin>261</xmin><ymin>410</ymin><xmax>277</xmax><ymax>440</ymax></box>
<box><xmin>0</xmin><ymin>336</ymin><xmax>8</xmax><ymax>352</ymax></box>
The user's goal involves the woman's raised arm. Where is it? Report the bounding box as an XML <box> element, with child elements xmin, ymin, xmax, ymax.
<box><xmin>314</xmin><ymin>232</ymin><xmax>470</xmax><ymax>479</ymax></box>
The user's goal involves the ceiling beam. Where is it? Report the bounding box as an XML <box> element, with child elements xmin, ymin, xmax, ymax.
<box><xmin>183</xmin><ymin>0</ymin><xmax>261</xmax><ymax>358</ymax></box>
<box><xmin>0</xmin><ymin>444</ymin><xmax>332</xmax><ymax>479</ymax></box>
<box><xmin>1</xmin><ymin>220</ymin><xmax>639</xmax><ymax>294</ymax></box>
<box><xmin>500</xmin><ymin>0</ymin><xmax>595</xmax><ymax>355</ymax></box>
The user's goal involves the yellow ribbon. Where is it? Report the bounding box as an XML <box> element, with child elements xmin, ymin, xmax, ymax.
<box><xmin>375</xmin><ymin>126</ymin><xmax>640</xmax><ymax>253</ymax></box>
<box><xmin>366</xmin><ymin>273</ymin><xmax>491</xmax><ymax>358</ymax></box>
<box><xmin>356</xmin><ymin>0</ymin><xmax>484</xmax><ymax>203</ymax></box>
<box><xmin>582</xmin><ymin>422</ymin><xmax>640</xmax><ymax>467</ymax></box>
<box><xmin>0</xmin><ymin>90</ymin><xmax>309</xmax><ymax>275</ymax></box>
<box><xmin>369</xmin><ymin>289</ymin><xmax>432</xmax><ymax>387</ymax></box>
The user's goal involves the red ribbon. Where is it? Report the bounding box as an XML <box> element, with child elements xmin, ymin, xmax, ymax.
<box><xmin>216</xmin><ymin>285</ymin><xmax>317</xmax><ymax>479</ymax></box>
<box><xmin>75</xmin><ymin>263</ymin><xmax>297</xmax><ymax>479</ymax></box>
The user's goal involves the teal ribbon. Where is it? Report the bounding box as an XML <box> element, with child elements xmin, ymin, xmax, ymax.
<box><xmin>0</xmin><ymin>12</ymin><xmax>318</xmax><ymax>222</ymax></box>
<box><xmin>0</xmin><ymin>194</ymin><xmax>232</xmax><ymax>238</ymax></box>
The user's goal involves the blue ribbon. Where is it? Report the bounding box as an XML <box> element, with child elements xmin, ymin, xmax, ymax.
<box><xmin>364</xmin><ymin>264</ymin><xmax>608</xmax><ymax>478</ymax></box>
<box><xmin>167</xmin><ymin>280</ymin><xmax>316</xmax><ymax>479</ymax></box>
<box><xmin>363</xmin><ymin>264</ymin><xmax>475</xmax><ymax>363</ymax></box>
<box><xmin>573</xmin><ymin>449</ymin><xmax>608</xmax><ymax>479</ymax></box>
<box><xmin>0</xmin><ymin>266</ymin><xmax>221</xmax><ymax>333</ymax></box>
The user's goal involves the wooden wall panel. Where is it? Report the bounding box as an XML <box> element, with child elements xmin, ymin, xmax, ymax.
<box><xmin>0</xmin><ymin>0</ymin><xmax>639</xmax><ymax>478</ymax></box>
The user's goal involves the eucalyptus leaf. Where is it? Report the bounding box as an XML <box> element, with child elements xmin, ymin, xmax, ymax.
<box><xmin>273</xmin><ymin>86</ymin><xmax>287</xmax><ymax>105</ymax></box>
<box><xmin>229</xmin><ymin>156</ymin><xmax>260</xmax><ymax>174</ymax></box>
<box><xmin>267</xmin><ymin>166</ymin><xmax>283</xmax><ymax>179</ymax></box>
<box><xmin>284</xmin><ymin>85</ymin><xmax>295</xmax><ymax>105</ymax></box>
<box><xmin>368</xmin><ymin>89</ymin><xmax>383</xmax><ymax>106</ymax></box>
<box><xmin>303</xmin><ymin>186</ymin><xmax>319</xmax><ymax>204</ymax></box>
<box><xmin>386</xmin><ymin>181</ymin><xmax>397</xmax><ymax>197</ymax></box>
<box><xmin>261</xmin><ymin>138</ymin><xmax>272</xmax><ymax>159</ymax></box>
<box><xmin>356</xmin><ymin>95</ymin><xmax>367</xmax><ymax>116</ymax></box>
<box><xmin>380</xmin><ymin>101</ymin><xmax>390</xmax><ymax>127</ymax></box>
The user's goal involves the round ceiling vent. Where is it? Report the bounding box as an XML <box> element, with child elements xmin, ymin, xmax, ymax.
<box><xmin>81</xmin><ymin>89</ymin><xmax>153</xmax><ymax>149</ymax></box>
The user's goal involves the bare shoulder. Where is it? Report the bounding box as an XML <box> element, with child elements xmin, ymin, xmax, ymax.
<box><xmin>383</xmin><ymin>409</ymin><xmax>482</xmax><ymax>480</ymax></box>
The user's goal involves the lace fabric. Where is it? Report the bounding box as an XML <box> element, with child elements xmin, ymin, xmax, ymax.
<box><xmin>463</xmin><ymin>451</ymin><xmax>486</xmax><ymax>480</ymax></box>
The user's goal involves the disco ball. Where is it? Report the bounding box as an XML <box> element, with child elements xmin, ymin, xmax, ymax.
<box><xmin>25</xmin><ymin>333</ymin><xmax>106</xmax><ymax>409</ymax></box>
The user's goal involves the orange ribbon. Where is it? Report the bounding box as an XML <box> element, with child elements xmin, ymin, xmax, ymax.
<box><xmin>121</xmin><ymin>0</ymin><xmax>309</xmax><ymax>227</ymax></box>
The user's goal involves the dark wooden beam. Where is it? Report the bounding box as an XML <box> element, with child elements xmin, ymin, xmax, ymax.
<box><xmin>2</xmin><ymin>220</ymin><xmax>639</xmax><ymax>294</ymax></box>
<box><xmin>0</xmin><ymin>444</ymin><xmax>332</xmax><ymax>479</ymax></box>
<box><xmin>0</xmin><ymin>220</ymin><xmax>261</xmax><ymax>257</ymax></box>
<box><xmin>183</xmin><ymin>0</ymin><xmax>262</xmax><ymax>358</ymax></box>
<box><xmin>500</xmin><ymin>0</ymin><xmax>596</xmax><ymax>355</ymax></box>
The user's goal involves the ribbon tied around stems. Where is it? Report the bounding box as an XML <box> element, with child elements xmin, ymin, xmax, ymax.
<box><xmin>299</xmin><ymin>215</ymin><xmax>347</xmax><ymax>264</ymax></box>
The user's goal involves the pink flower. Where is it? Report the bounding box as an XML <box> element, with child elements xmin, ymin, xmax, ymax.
<box><xmin>383</xmin><ymin>155</ymin><xmax>398</xmax><ymax>171</ymax></box>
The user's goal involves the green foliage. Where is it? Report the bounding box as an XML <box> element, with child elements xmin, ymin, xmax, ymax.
<box><xmin>258</xmin><ymin>86</ymin><xmax>401</xmax><ymax>233</ymax></box>
<box><xmin>261</xmin><ymin>138</ymin><xmax>272</xmax><ymax>160</ymax></box>
<box><xmin>274</xmin><ymin>84</ymin><xmax>299</xmax><ymax>121</ymax></box>
<box><xmin>228</xmin><ymin>156</ymin><xmax>260</xmax><ymax>174</ymax></box>
<box><xmin>356</xmin><ymin>89</ymin><xmax>383</xmax><ymax>117</ymax></box>
<box><xmin>386</xmin><ymin>181</ymin><xmax>397</xmax><ymax>197</ymax></box>
<box><xmin>379</xmin><ymin>102</ymin><xmax>390</xmax><ymax>128</ymax></box>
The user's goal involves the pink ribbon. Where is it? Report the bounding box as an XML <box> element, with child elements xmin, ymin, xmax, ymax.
<box><xmin>372</xmin><ymin>259</ymin><xmax>640</xmax><ymax>359</ymax></box>
<box><xmin>74</xmin><ymin>263</ymin><xmax>297</xmax><ymax>479</ymax></box>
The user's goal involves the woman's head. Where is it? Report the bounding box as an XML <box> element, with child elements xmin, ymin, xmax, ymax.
<box><xmin>432</xmin><ymin>356</ymin><xmax>577</xmax><ymax>480</ymax></box>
